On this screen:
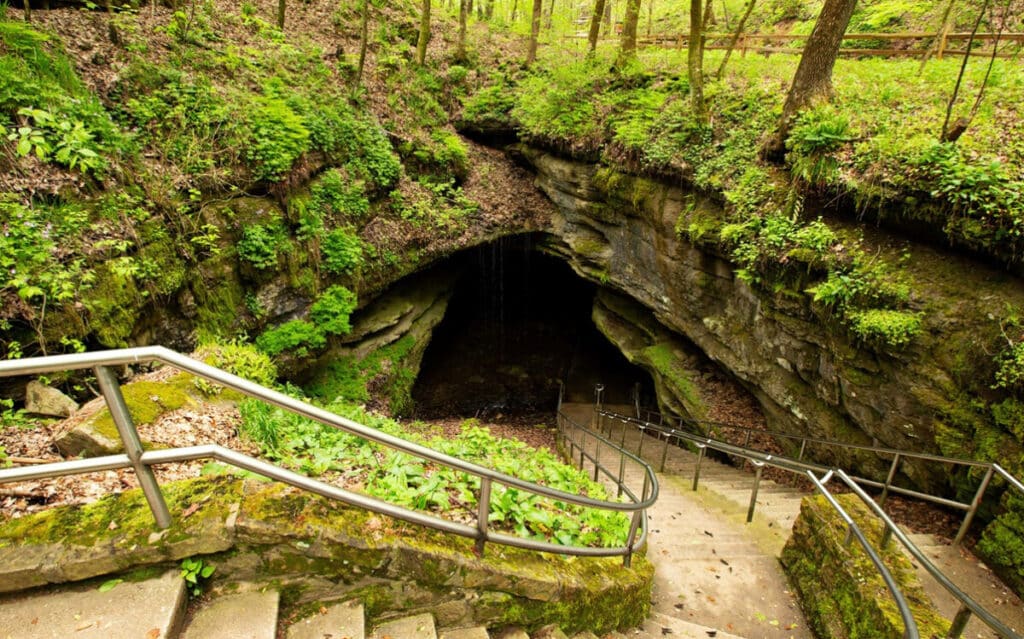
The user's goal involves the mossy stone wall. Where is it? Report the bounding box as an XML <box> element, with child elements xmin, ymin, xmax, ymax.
<box><xmin>781</xmin><ymin>494</ymin><xmax>948</xmax><ymax>639</ymax></box>
<box><xmin>0</xmin><ymin>477</ymin><xmax>652</xmax><ymax>634</ymax></box>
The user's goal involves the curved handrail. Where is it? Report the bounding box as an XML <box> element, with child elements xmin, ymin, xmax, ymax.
<box><xmin>0</xmin><ymin>347</ymin><xmax>658</xmax><ymax>564</ymax></box>
<box><xmin>636</xmin><ymin>406</ymin><xmax>1024</xmax><ymax>541</ymax></box>
<box><xmin>601</xmin><ymin>408</ymin><xmax>1023</xmax><ymax>639</ymax></box>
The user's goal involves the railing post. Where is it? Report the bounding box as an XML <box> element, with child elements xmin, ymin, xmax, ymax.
<box><xmin>879</xmin><ymin>453</ymin><xmax>902</xmax><ymax>507</ymax></box>
<box><xmin>476</xmin><ymin>477</ymin><xmax>492</xmax><ymax>556</ymax></box>
<box><xmin>880</xmin><ymin>522</ymin><xmax>893</xmax><ymax>550</ymax></box>
<box><xmin>620</xmin><ymin>419</ymin><xmax>628</xmax><ymax>447</ymax></box>
<box><xmin>798</xmin><ymin>438</ymin><xmax>807</xmax><ymax>461</ymax></box>
<box><xmin>946</xmin><ymin>604</ymin><xmax>972</xmax><ymax>639</ymax></box>
<box><xmin>659</xmin><ymin>431</ymin><xmax>671</xmax><ymax>472</ymax></box>
<box><xmin>637</xmin><ymin>424</ymin><xmax>647</xmax><ymax>458</ymax></box>
<box><xmin>693</xmin><ymin>444</ymin><xmax>706</xmax><ymax>491</ymax></box>
<box><xmin>592</xmin><ymin>438</ymin><xmax>601</xmax><ymax>482</ymax></box>
<box><xmin>595</xmin><ymin>383</ymin><xmax>604</xmax><ymax>413</ymax></box>
<box><xmin>747</xmin><ymin>461</ymin><xmax>764</xmax><ymax>523</ymax></box>
<box><xmin>579</xmin><ymin>430</ymin><xmax>587</xmax><ymax>467</ymax></box>
<box><xmin>954</xmin><ymin>465</ymin><xmax>995</xmax><ymax>546</ymax></box>
<box><xmin>94</xmin><ymin>365</ymin><xmax>172</xmax><ymax>529</ymax></box>
<box><xmin>623</xmin><ymin>509</ymin><xmax>643</xmax><ymax>568</ymax></box>
<box><xmin>617</xmin><ymin>453</ymin><xmax>627</xmax><ymax>498</ymax></box>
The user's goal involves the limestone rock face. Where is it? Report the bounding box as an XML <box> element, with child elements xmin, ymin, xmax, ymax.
<box><xmin>522</xmin><ymin>145</ymin><xmax>1024</xmax><ymax>490</ymax></box>
<box><xmin>25</xmin><ymin>381</ymin><xmax>78</xmax><ymax>418</ymax></box>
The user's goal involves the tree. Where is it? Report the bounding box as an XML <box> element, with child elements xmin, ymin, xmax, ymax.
<box><xmin>762</xmin><ymin>0</ymin><xmax>858</xmax><ymax>160</ymax></box>
<box><xmin>357</xmin><ymin>0</ymin><xmax>371</xmax><ymax>84</ymax></box>
<box><xmin>588</xmin><ymin>0</ymin><xmax>608</xmax><ymax>53</ymax></box>
<box><xmin>717</xmin><ymin>0</ymin><xmax>756</xmax><ymax>78</ymax></box>
<box><xmin>416</xmin><ymin>0</ymin><xmax>432</xmax><ymax>66</ymax></box>
<box><xmin>687</xmin><ymin>0</ymin><xmax>706</xmax><ymax>120</ymax></box>
<box><xmin>526</xmin><ymin>0</ymin><xmax>543</xmax><ymax>65</ymax></box>
<box><xmin>618</xmin><ymin>0</ymin><xmax>641</xmax><ymax>62</ymax></box>
<box><xmin>457</xmin><ymin>0</ymin><xmax>469</xmax><ymax>61</ymax></box>
<box><xmin>277</xmin><ymin>0</ymin><xmax>286</xmax><ymax>29</ymax></box>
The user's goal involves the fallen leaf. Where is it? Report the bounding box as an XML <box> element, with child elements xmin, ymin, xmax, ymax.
<box><xmin>181</xmin><ymin>503</ymin><xmax>201</xmax><ymax>519</ymax></box>
<box><xmin>146</xmin><ymin>629</ymin><xmax>160</xmax><ymax>639</ymax></box>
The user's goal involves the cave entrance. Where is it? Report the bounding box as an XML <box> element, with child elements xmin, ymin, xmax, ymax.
<box><xmin>412</xmin><ymin>234</ymin><xmax>655</xmax><ymax>418</ymax></box>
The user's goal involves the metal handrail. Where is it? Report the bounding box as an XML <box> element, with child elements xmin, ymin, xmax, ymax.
<box><xmin>0</xmin><ymin>347</ymin><xmax>658</xmax><ymax>565</ymax></box>
<box><xmin>555</xmin><ymin>408</ymin><xmax>660</xmax><ymax>565</ymax></box>
<box><xmin>600</xmin><ymin>408</ymin><xmax>1023</xmax><ymax>639</ymax></box>
<box><xmin>635</xmin><ymin>406</ymin><xmax>1024</xmax><ymax>545</ymax></box>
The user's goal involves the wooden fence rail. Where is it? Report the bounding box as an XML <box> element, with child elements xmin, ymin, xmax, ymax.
<box><xmin>567</xmin><ymin>31</ymin><xmax>1024</xmax><ymax>60</ymax></box>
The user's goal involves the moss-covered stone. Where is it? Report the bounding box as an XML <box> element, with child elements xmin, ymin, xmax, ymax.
<box><xmin>781</xmin><ymin>494</ymin><xmax>949</xmax><ymax>639</ymax></box>
<box><xmin>0</xmin><ymin>477</ymin><xmax>653</xmax><ymax>634</ymax></box>
<box><xmin>55</xmin><ymin>372</ymin><xmax>204</xmax><ymax>457</ymax></box>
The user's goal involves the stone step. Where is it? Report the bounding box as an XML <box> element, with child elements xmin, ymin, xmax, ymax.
<box><xmin>370</xmin><ymin>613</ymin><xmax>437</xmax><ymax>639</ymax></box>
<box><xmin>286</xmin><ymin>599</ymin><xmax>365</xmax><ymax>639</ymax></box>
<box><xmin>643</xmin><ymin>611</ymin><xmax>747</xmax><ymax>638</ymax></box>
<box><xmin>0</xmin><ymin>568</ymin><xmax>186</xmax><ymax>639</ymax></box>
<box><xmin>181</xmin><ymin>589</ymin><xmax>279</xmax><ymax>639</ymax></box>
<box><xmin>439</xmin><ymin>627</ymin><xmax>490</xmax><ymax>639</ymax></box>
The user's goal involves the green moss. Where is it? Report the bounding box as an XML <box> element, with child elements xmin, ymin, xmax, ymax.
<box><xmin>641</xmin><ymin>343</ymin><xmax>706</xmax><ymax>420</ymax></box>
<box><xmin>87</xmin><ymin>374</ymin><xmax>198</xmax><ymax>442</ymax></box>
<box><xmin>307</xmin><ymin>335</ymin><xmax>419</xmax><ymax>415</ymax></box>
<box><xmin>0</xmin><ymin>476</ymin><xmax>241</xmax><ymax>548</ymax></box>
<box><xmin>781</xmin><ymin>494</ymin><xmax>948</xmax><ymax>639</ymax></box>
<box><xmin>81</xmin><ymin>265</ymin><xmax>144</xmax><ymax>348</ymax></box>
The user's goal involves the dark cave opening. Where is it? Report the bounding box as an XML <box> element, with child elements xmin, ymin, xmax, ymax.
<box><xmin>412</xmin><ymin>234</ymin><xmax>655</xmax><ymax>418</ymax></box>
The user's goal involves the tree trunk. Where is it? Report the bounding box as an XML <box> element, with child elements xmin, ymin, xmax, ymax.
<box><xmin>23</xmin><ymin>0</ymin><xmax>31</xmax><ymax>22</ymax></box>
<box><xmin>919</xmin><ymin>0</ymin><xmax>955</xmax><ymax>72</ymax></box>
<box><xmin>618</xmin><ymin>0</ymin><xmax>641</xmax><ymax>61</ymax></box>
<box><xmin>485</xmin><ymin>0</ymin><xmax>494</xmax><ymax>19</ymax></box>
<box><xmin>526</xmin><ymin>0</ymin><xmax>543</xmax><ymax>65</ymax></box>
<box><xmin>277</xmin><ymin>0</ymin><xmax>285</xmax><ymax>29</ymax></box>
<box><xmin>716</xmin><ymin>0</ymin><xmax>756</xmax><ymax>77</ymax></box>
<box><xmin>603</xmin><ymin>0</ymin><xmax>613</xmax><ymax>30</ymax></box>
<box><xmin>457</xmin><ymin>0</ymin><xmax>468</xmax><ymax>60</ymax></box>
<box><xmin>511</xmin><ymin>0</ymin><xmax>519</xmax><ymax>22</ymax></box>
<box><xmin>588</xmin><ymin>0</ymin><xmax>607</xmax><ymax>53</ymax></box>
<box><xmin>688</xmin><ymin>0</ymin><xmax>706</xmax><ymax>120</ymax></box>
<box><xmin>545</xmin><ymin>0</ymin><xmax>554</xmax><ymax>29</ymax></box>
<box><xmin>646</xmin><ymin>0</ymin><xmax>654</xmax><ymax>37</ymax></box>
<box><xmin>357</xmin><ymin>0</ymin><xmax>370</xmax><ymax>84</ymax></box>
<box><xmin>416</xmin><ymin>0</ymin><xmax>432</xmax><ymax>65</ymax></box>
<box><xmin>762</xmin><ymin>0</ymin><xmax>858</xmax><ymax>160</ymax></box>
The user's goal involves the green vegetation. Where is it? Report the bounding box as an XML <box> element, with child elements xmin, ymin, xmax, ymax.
<box><xmin>238</xmin><ymin>397</ymin><xmax>629</xmax><ymax>548</ymax></box>
<box><xmin>179</xmin><ymin>557</ymin><xmax>216</xmax><ymax>597</ymax></box>
<box><xmin>256</xmin><ymin>286</ymin><xmax>357</xmax><ymax>357</ymax></box>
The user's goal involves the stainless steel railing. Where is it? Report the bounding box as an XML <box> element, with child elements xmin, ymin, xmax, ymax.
<box><xmin>634</xmin><ymin>407</ymin><xmax>1024</xmax><ymax>546</ymax></box>
<box><xmin>0</xmin><ymin>347</ymin><xmax>658</xmax><ymax>566</ymax></box>
<box><xmin>599</xmin><ymin>406</ymin><xmax>1023</xmax><ymax>639</ymax></box>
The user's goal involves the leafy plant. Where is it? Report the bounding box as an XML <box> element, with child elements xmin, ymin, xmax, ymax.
<box><xmin>787</xmin><ymin>107</ymin><xmax>853</xmax><ymax>187</ymax></box>
<box><xmin>179</xmin><ymin>557</ymin><xmax>215</xmax><ymax>597</ymax></box>
<box><xmin>321</xmin><ymin>228</ymin><xmax>364</xmax><ymax>275</ymax></box>
<box><xmin>244</xmin><ymin>95</ymin><xmax>311</xmax><ymax>182</ymax></box>
<box><xmin>309</xmin><ymin>286</ymin><xmax>357</xmax><ymax>336</ymax></box>
<box><xmin>256</xmin><ymin>320</ymin><xmax>326</xmax><ymax>357</ymax></box>
<box><xmin>237</xmin><ymin>222</ymin><xmax>288</xmax><ymax>270</ymax></box>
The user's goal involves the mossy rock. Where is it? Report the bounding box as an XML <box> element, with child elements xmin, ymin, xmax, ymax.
<box><xmin>0</xmin><ymin>477</ymin><xmax>653</xmax><ymax>635</ymax></box>
<box><xmin>781</xmin><ymin>494</ymin><xmax>948</xmax><ymax>639</ymax></box>
<box><xmin>54</xmin><ymin>372</ymin><xmax>234</xmax><ymax>457</ymax></box>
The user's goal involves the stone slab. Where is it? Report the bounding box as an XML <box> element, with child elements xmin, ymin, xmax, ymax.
<box><xmin>371</xmin><ymin>613</ymin><xmax>436</xmax><ymax>639</ymax></box>
<box><xmin>438</xmin><ymin>627</ymin><xmax>489</xmax><ymax>639</ymax></box>
<box><xmin>286</xmin><ymin>599</ymin><xmax>364</xmax><ymax>639</ymax></box>
<box><xmin>0</xmin><ymin>568</ymin><xmax>185</xmax><ymax>639</ymax></box>
<box><xmin>181</xmin><ymin>590</ymin><xmax>279</xmax><ymax>639</ymax></box>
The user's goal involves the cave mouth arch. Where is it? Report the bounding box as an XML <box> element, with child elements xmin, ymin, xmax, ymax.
<box><xmin>412</xmin><ymin>233</ymin><xmax>655</xmax><ymax>419</ymax></box>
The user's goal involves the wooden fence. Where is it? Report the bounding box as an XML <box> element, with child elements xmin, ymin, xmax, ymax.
<box><xmin>570</xmin><ymin>32</ymin><xmax>1024</xmax><ymax>60</ymax></box>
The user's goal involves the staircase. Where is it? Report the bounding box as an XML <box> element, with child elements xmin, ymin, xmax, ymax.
<box><xmin>560</xmin><ymin>403</ymin><xmax>812</xmax><ymax>639</ymax></box>
<box><xmin>0</xmin><ymin>575</ymin><xmax>602</xmax><ymax>639</ymax></box>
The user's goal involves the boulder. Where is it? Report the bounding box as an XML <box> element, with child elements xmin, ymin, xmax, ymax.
<box><xmin>24</xmin><ymin>381</ymin><xmax>78</xmax><ymax>418</ymax></box>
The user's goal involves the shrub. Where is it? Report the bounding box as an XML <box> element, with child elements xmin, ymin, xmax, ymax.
<box><xmin>787</xmin><ymin>107</ymin><xmax>853</xmax><ymax>186</ymax></box>
<box><xmin>321</xmin><ymin>228</ymin><xmax>363</xmax><ymax>275</ymax></box>
<box><xmin>309</xmin><ymin>286</ymin><xmax>357</xmax><ymax>336</ymax></box>
<box><xmin>846</xmin><ymin>309</ymin><xmax>923</xmax><ymax>348</ymax></box>
<box><xmin>312</xmin><ymin>169</ymin><xmax>370</xmax><ymax>219</ymax></box>
<box><xmin>194</xmin><ymin>339</ymin><xmax>278</xmax><ymax>391</ymax></box>
<box><xmin>237</xmin><ymin>222</ymin><xmax>288</xmax><ymax>270</ymax></box>
<box><xmin>256</xmin><ymin>320</ymin><xmax>326</xmax><ymax>357</ymax></box>
<box><xmin>244</xmin><ymin>96</ymin><xmax>311</xmax><ymax>181</ymax></box>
